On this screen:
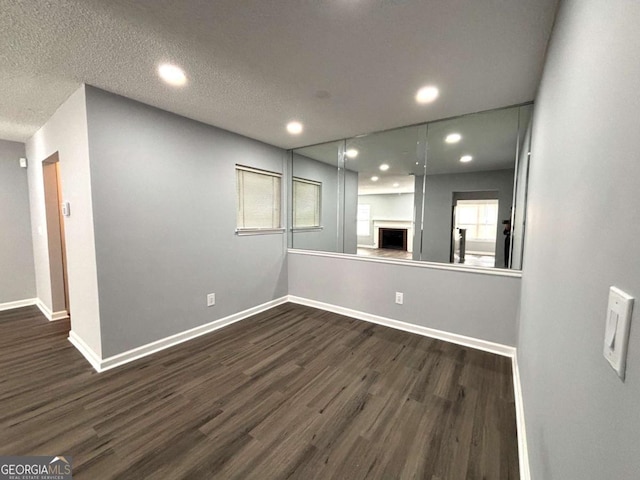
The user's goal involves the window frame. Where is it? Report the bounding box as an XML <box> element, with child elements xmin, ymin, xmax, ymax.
<box><xmin>455</xmin><ymin>199</ymin><xmax>499</xmax><ymax>242</ymax></box>
<box><xmin>235</xmin><ymin>164</ymin><xmax>285</xmax><ymax>235</ymax></box>
<box><xmin>292</xmin><ymin>176</ymin><xmax>323</xmax><ymax>231</ymax></box>
<box><xmin>357</xmin><ymin>204</ymin><xmax>371</xmax><ymax>237</ymax></box>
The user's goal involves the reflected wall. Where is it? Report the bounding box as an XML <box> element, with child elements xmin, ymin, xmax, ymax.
<box><xmin>290</xmin><ymin>104</ymin><xmax>532</xmax><ymax>271</ymax></box>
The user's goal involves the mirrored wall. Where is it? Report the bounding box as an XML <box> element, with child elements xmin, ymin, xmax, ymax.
<box><xmin>289</xmin><ymin>104</ymin><xmax>533</xmax><ymax>270</ymax></box>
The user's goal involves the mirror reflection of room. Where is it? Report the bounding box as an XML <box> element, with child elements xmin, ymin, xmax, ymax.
<box><xmin>419</xmin><ymin>106</ymin><xmax>524</xmax><ymax>268</ymax></box>
<box><xmin>290</xmin><ymin>141</ymin><xmax>342</xmax><ymax>253</ymax></box>
<box><xmin>347</xmin><ymin>125</ymin><xmax>426</xmax><ymax>260</ymax></box>
<box><xmin>289</xmin><ymin>103</ymin><xmax>533</xmax><ymax>271</ymax></box>
<box><xmin>290</xmin><ymin>140</ymin><xmax>359</xmax><ymax>254</ymax></box>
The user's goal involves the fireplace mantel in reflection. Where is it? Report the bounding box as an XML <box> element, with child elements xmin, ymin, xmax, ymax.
<box><xmin>372</xmin><ymin>220</ymin><xmax>413</xmax><ymax>253</ymax></box>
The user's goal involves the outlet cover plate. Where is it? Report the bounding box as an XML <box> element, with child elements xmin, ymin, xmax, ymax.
<box><xmin>207</xmin><ymin>293</ymin><xmax>216</xmax><ymax>307</ymax></box>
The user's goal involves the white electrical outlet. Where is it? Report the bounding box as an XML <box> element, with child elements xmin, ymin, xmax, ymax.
<box><xmin>395</xmin><ymin>292</ymin><xmax>404</xmax><ymax>305</ymax></box>
<box><xmin>207</xmin><ymin>293</ymin><xmax>216</xmax><ymax>307</ymax></box>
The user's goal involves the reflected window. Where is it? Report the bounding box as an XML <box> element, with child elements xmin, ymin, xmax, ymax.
<box><xmin>357</xmin><ymin>204</ymin><xmax>371</xmax><ymax>236</ymax></box>
<box><xmin>455</xmin><ymin>200</ymin><xmax>499</xmax><ymax>241</ymax></box>
<box><xmin>236</xmin><ymin>165</ymin><xmax>282</xmax><ymax>231</ymax></box>
<box><xmin>293</xmin><ymin>177</ymin><xmax>321</xmax><ymax>229</ymax></box>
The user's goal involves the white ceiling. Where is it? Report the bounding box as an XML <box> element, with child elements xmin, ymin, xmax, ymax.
<box><xmin>0</xmin><ymin>0</ymin><xmax>558</xmax><ymax>148</ymax></box>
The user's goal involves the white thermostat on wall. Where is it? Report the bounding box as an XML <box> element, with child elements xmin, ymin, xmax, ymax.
<box><xmin>604</xmin><ymin>286</ymin><xmax>634</xmax><ymax>380</ymax></box>
<box><xmin>61</xmin><ymin>202</ymin><xmax>71</xmax><ymax>217</ymax></box>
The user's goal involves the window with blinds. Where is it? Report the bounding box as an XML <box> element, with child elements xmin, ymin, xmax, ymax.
<box><xmin>357</xmin><ymin>204</ymin><xmax>371</xmax><ymax>236</ymax></box>
<box><xmin>236</xmin><ymin>166</ymin><xmax>282</xmax><ymax>231</ymax></box>
<box><xmin>455</xmin><ymin>199</ymin><xmax>499</xmax><ymax>241</ymax></box>
<box><xmin>293</xmin><ymin>177</ymin><xmax>321</xmax><ymax>228</ymax></box>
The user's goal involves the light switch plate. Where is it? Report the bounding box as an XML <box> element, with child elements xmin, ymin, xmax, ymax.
<box><xmin>395</xmin><ymin>292</ymin><xmax>403</xmax><ymax>305</ymax></box>
<box><xmin>604</xmin><ymin>286</ymin><xmax>634</xmax><ymax>380</ymax></box>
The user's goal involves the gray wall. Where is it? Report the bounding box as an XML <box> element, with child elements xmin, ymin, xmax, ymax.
<box><xmin>421</xmin><ymin>169</ymin><xmax>515</xmax><ymax>267</ymax></box>
<box><xmin>85</xmin><ymin>86</ymin><xmax>288</xmax><ymax>357</ymax></box>
<box><xmin>291</xmin><ymin>154</ymin><xmax>339</xmax><ymax>252</ymax></box>
<box><xmin>289</xmin><ymin>251</ymin><xmax>520</xmax><ymax>346</ymax></box>
<box><xmin>518</xmin><ymin>1</ymin><xmax>640</xmax><ymax>478</ymax></box>
<box><xmin>0</xmin><ymin>140</ymin><xmax>36</xmax><ymax>304</ymax></box>
<box><xmin>357</xmin><ymin>193</ymin><xmax>415</xmax><ymax>247</ymax></box>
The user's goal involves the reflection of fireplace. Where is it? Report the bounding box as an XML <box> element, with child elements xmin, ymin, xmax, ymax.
<box><xmin>379</xmin><ymin>228</ymin><xmax>408</xmax><ymax>250</ymax></box>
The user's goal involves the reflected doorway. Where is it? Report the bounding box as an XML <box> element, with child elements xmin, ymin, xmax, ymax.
<box><xmin>451</xmin><ymin>196</ymin><xmax>499</xmax><ymax>268</ymax></box>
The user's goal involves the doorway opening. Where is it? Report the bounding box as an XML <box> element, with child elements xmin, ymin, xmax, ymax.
<box><xmin>42</xmin><ymin>153</ymin><xmax>70</xmax><ymax>318</ymax></box>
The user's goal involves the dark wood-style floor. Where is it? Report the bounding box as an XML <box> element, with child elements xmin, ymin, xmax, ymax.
<box><xmin>0</xmin><ymin>304</ymin><xmax>519</xmax><ymax>479</ymax></box>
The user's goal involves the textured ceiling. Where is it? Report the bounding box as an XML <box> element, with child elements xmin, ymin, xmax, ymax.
<box><xmin>0</xmin><ymin>0</ymin><xmax>558</xmax><ymax>148</ymax></box>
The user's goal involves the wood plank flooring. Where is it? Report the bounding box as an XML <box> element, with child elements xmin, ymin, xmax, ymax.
<box><xmin>0</xmin><ymin>304</ymin><xmax>519</xmax><ymax>479</ymax></box>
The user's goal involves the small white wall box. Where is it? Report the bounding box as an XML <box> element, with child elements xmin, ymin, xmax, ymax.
<box><xmin>19</xmin><ymin>157</ymin><xmax>27</xmax><ymax>168</ymax></box>
<box><xmin>207</xmin><ymin>293</ymin><xmax>215</xmax><ymax>307</ymax></box>
<box><xmin>61</xmin><ymin>202</ymin><xmax>71</xmax><ymax>217</ymax></box>
<box><xmin>604</xmin><ymin>286</ymin><xmax>634</xmax><ymax>380</ymax></box>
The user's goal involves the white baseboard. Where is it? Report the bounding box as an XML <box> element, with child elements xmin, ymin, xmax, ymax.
<box><xmin>0</xmin><ymin>298</ymin><xmax>37</xmax><ymax>312</ymax></box>
<box><xmin>68</xmin><ymin>330</ymin><xmax>102</xmax><ymax>372</ymax></box>
<box><xmin>35</xmin><ymin>298</ymin><xmax>69</xmax><ymax>321</ymax></box>
<box><xmin>68</xmin><ymin>296</ymin><xmax>289</xmax><ymax>373</ymax></box>
<box><xmin>50</xmin><ymin>310</ymin><xmax>70</xmax><ymax>321</ymax></box>
<box><xmin>286</xmin><ymin>295</ymin><xmax>516</xmax><ymax>357</ymax></box>
<box><xmin>512</xmin><ymin>353</ymin><xmax>531</xmax><ymax>480</ymax></box>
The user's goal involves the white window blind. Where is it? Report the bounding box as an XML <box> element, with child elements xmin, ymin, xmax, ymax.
<box><xmin>293</xmin><ymin>177</ymin><xmax>321</xmax><ymax>228</ymax></box>
<box><xmin>455</xmin><ymin>199</ymin><xmax>499</xmax><ymax>241</ymax></box>
<box><xmin>357</xmin><ymin>204</ymin><xmax>371</xmax><ymax>236</ymax></box>
<box><xmin>236</xmin><ymin>166</ymin><xmax>282</xmax><ymax>230</ymax></box>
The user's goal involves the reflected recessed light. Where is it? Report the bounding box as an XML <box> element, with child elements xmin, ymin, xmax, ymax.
<box><xmin>445</xmin><ymin>133</ymin><xmax>462</xmax><ymax>144</ymax></box>
<box><xmin>460</xmin><ymin>155</ymin><xmax>473</xmax><ymax>163</ymax></box>
<box><xmin>415</xmin><ymin>85</ymin><xmax>439</xmax><ymax>104</ymax></box>
<box><xmin>346</xmin><ymin>148</ymin><xmax>359</xmax><ymax>159</ymax></box>
<box><xmin>379</xmin><ymin>164</ymin><xmax>390</xmax><ymax>171</ymax></box>
<box><xmin>286</xmin><ymin>121</ymin><xmax>303</xmax><ymax>135</ymax></box>
<box><xmin>371</xmin><ymin>176</ymin><xmax>379</xmax><ymax>182</ymax></box>
<box><xmin>393</xmin><ymin>183</ymin><xmax>400</xmax><ymax>188</ymax></box>
<box><xmin>158</xmin><ymin>63</ymin><xmax>187</xmax><ymax>86</ymax></box>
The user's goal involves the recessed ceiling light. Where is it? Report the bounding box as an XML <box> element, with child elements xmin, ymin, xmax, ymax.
<box><xmin>460</xmin><ymin>155</ymin><xmax>473</xmax><ymax>163</ymax></box>
<box><xmin>346</xmin><ymin>149</ymin><xmax>359</xmax><ymax>159</ymax></box>
<box><xmin>371</xmin><ymin>176</ymin><xmax>379</xmax><ymax>182</ymax></box>
<box><xmin>286</xmin><ymin>121</ymin><xmax>303</xmax><ymax>135</ymax></box>
<box><xmin>393</xmin><ymin>183</ymin><xmax>400</xmax><ymax>188</ymax></box>
<box><xmin>445</xmin><ymin>133</ymin><xmax>462</xmax><ymax>144</ymax></box>
<box><xmin>158</xmin><ymin>63</ymin><xmax>187</xmax><ymax>86</ymax></box>
<box><xmin>415</xmin><ymin>85</ymin><xmax>439</xmax><ymax>104</ymax></box>
<box><xmin>379</xmin><ymin>164</ymin><xmax>390</xmax><ymax>171</ymax></box>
